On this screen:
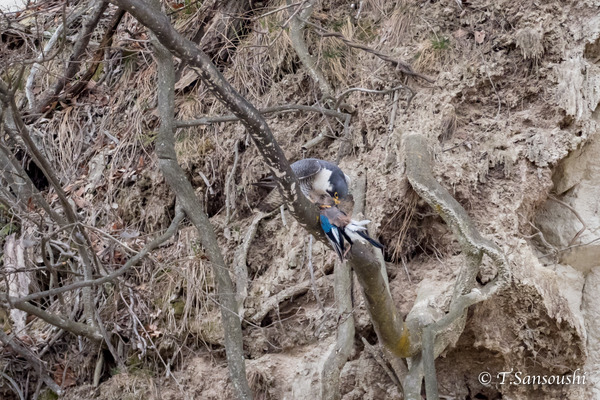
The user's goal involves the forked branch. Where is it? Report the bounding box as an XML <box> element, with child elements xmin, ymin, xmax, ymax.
<box><xmin>403</xmin><ymin>133</ymin><xmax>511</xmax><ymax>399</ymax></box>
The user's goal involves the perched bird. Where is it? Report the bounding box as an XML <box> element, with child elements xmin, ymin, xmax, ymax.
<box><xmin>255</xmin><ymin>158</ymin><xmax>351</xmax><ymax>212</ymax></box>
<box><xmin>315</xmin><ymin>195</ymin><xmax>384</xmax><ymax>261</ymax></box>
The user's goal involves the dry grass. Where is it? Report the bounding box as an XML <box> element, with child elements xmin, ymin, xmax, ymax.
<box><xmin>247</xmin><ymin>367</ymin><xmax>275</xmax><ymax>400</ymax></box>
<box><xmin>317</xmin><ymin>17</ymin><xmax>356</xmax><ymax>88</ymax></box>
<box><xmin>378</xmin><ymin>190</ymin><xmax>422</xmax><ymax>263</ymax></box>
<box><xmin>413</xmin><ymin>35</ymin><xmax>454</xmax><ymax>73</ymax></box>
<box><xmin>515</xmin><ymin>28</ymin><xmax>544</xmax><ymax>62</ymax></box>
<box><xmin>382</xmin><ymin>0</ymin><xmax>413</xmax><ymax>47</ymax></box>
<box><xmin>228</xmin><ymin>0</ymin><xmax>295</xmax><ymax>102</ymax></box>
<box><xmin>439</xmin><ymin>105</ymin><xmax>458</xmax><ymax>141</ymax></box>
<box><xmin>156</xmin><ymin>226</ymin><xmax>220</xmax><ymax>346</ymax></box>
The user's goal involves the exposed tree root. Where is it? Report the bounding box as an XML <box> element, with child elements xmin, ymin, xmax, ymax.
<box><xmin>402</xmin><ymin>133</ymin><xmax>511</xmax><ymax>399</ymax></box>
<box><xmin>286</xmin><ymin>0</ymin><xmax>335</xmax><ymax>100</ymax></box>
<box><xmin>233</xmin><ymin>210</ymin><xmax>275</xmax><ymax>320</ymax></box>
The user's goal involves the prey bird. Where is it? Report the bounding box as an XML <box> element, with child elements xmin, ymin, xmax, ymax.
<box><xmin>313</xmin><ymin>194</ymin><xmax>384</xmax><ymax>261</ymax></box>
<box><xmin>255</xmin><ymin>158</ymin><xmax>351</xmax><ymax>212</ymax></box>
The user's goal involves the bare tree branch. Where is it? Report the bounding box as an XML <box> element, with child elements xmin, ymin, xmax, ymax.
<box><xmin>150</xmin><ymin>12</ymin><xmax>253</xmax><ymax>399</ymax></box>
<box><xmin>30</xmin><ymin>1</ymin><xmax>109</xmax><ymax>116</ymax></box>
<box><xmin>108</xmin><ymin>0</ymin><xmax>318</xmax><ymax>235</ymax></box>
<box><xmin>304</xmin><ymin>20</ymin><xmax>434</xmax><ymax>83</ymax></box>
<box><xmin>0</xmin><ymin>297</ymin><xmax>103</xmax><ymax>341</ymax></box>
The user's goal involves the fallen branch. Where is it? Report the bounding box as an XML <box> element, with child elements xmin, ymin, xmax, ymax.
<box><xmin>3</xmin><ymin>300</ymin><xmax>103</xmax><ymax>341</ymax></box>
<box><xmin>302</xmin><ymin>129</ymin><xmax>328</xmax><ymax>152</ymax></box>
<box><xmin>249</xmin><ymin>276</ymin><xmax>327</xmax><ymax>324</ymax></box>
<box><xmin>25</xmin><ymin>2</ymin><xmax>90</xmax><ymax>108</ymax></box>
<box><xmin>30</xmin><ymin>1</ymin><xmax>109</xmax><ymax>116</ymax></box>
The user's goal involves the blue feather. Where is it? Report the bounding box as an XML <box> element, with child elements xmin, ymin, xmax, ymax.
<box><xmin>320</xmin><ymin>215</ymin><xmax>345</xmax><ymax>260</ymax></box>
<box><xmin>319</xmin><ymin>215</ymin><xmax>333</xmax><ymax>233</ymax></box>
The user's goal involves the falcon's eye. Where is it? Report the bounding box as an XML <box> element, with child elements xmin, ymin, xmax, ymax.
<box><xmin>334</xmin><ymin>192</ymin><xmax>339</xmax><ymax>199</ymax></box>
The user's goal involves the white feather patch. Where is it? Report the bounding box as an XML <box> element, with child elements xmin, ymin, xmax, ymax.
<box><xmin>312</xmin><ymin>169</ymin><xmax>333</xmax><ymax>194</ymax></box>
<box><xmin>345</xmin><ymin>220</ymin><xmax>372</xmax><ymax>244</ymax></box>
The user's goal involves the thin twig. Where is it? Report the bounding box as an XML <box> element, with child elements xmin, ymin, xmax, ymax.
<box><xmin>334</xmin><ymin>84</ymin><xmax>413</xmax><ymax>111</ymax></box>
<box><xmin>226</xmin><ymin>140</ymin><xmax>240</xmax><ymax>224</ymax></box>
<box><xmin>1</xmin><ymin>371</ymin><xmax>26</xmax><ymax>400</ymax></box>
<box><xmin>304</xmin><ymin>19</ymin><xmax>434</xmax><ymax>83</ymax></box>
<box><xmin>254</xmin><ymin>1</ymin><xmax>303</xmax><ymax>20</ymax></box>
<box><xmin>8</xmin><ymin>206</ymin><xmax>185</xmax><ymax>304</ymax></box>
<box><xmin>176</xmin><ymin>103</ymin><xmax>349</xmax><ymax>128</ymax></box>
<box><xmin>548</xmin><ymin>195</ymin><xmax>587</xmax><ymax>246</ymax></box>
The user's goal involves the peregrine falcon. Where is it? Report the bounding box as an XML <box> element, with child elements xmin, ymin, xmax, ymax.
<box><xmin>255</xmin><ymin>158</ymin><xmax>351</xmax><ymax>212</ymax></box>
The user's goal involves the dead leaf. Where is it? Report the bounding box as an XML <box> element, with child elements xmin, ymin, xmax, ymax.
<box><xmin>475</xmin><ymin>30</ymin><xmax>486</xmax><ymax>44</ymax></box>
<box><xmin>136</xmin><ymin>156</ymin><xmax>145</xmax><ymax>172</ymax></box>
<box><xmin>453</xmin><ymin>29</ymin><xmax>469</xmax><ymax>39</ymax></box>
<box><xmin>53</xmin><ymin>364</ymin><xmax>77</xmax><ymax>388</ymax></box>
